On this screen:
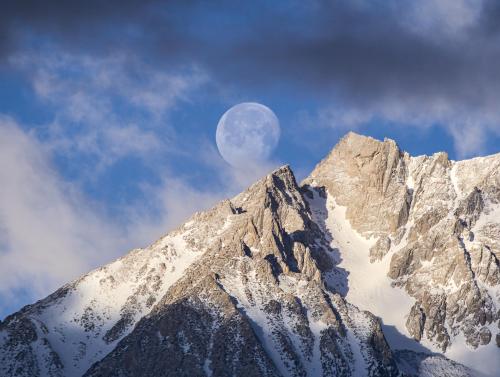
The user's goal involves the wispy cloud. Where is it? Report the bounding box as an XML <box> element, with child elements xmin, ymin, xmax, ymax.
<box><xmin>300</xmin><ymin>95</ymin><xmax>500</xmax><ymax>158</ymax></box>
<box><xmin>0</xmin><ymin>50</ymin><xmax>218</xmax><ymax>316</ymax></box>
<box><xmin>401</xmin><ymin>0</ymin><xmax>484</xmax><ymax>38</ymax></box>
<box><xmin>11</xmin><ymin>50</ymin><xmax>207</xmax><ymax>173</ymax></box>
<box><xmin>3</xmin><ymin>1</ymin><xmax>500</xmax><ymax>158</ymax></box>
<box><xmin>0</xmin><ymin>117</ymin><xmax>125</xmax><ymax>312</ymax></box>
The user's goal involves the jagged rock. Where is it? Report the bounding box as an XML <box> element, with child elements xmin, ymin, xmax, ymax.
<box><xmin>370</xmin><ymin>236</ymin><xmax>392</xmax><ymax>262</ymax></box>
<box><xmin>406</xmin><ymin>303</ymin><xmax>426</xmax><ymax>341</ymax></box>
<box><xmin>1</xmin><ymin>132</ymin><xmax>498</xmax><ymax>377</ymax></box>
<box><xmin>395</xmin><ymin>350</ymin><xmax>475</xmax><ymax>377</ymax></box>
<box><xmin>304</xmin><ymin>132</ymin><xmax>500</xmax><ymax>373</ymax></box>
<box><xmin>479</xmin><ymin>327</ymin><xmax>492</xmax><ymax>345</ymax></box>
<box><xmin>305</xmin><ymin>132</ymin><xmax>411</xmax><ymax>236</ymax></box>
<box><xmin>454</xmin><ymin>187</ymin><xmax>484</xmax><ymax>229</ymax></box>
<box><xmin>83</xmin><ymin>166</ymin><xmax>400</xmax><ymax>377</ymax></box>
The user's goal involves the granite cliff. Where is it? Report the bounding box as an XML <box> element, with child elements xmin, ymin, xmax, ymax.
<box><xmin>1</xmin><ymin>132</ymin><xmax>498</xmax><ymax>376</ymax></box>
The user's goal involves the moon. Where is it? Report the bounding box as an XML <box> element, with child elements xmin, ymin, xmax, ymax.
<box><xmin>216</xmin><ymin>102</ymin><xmax>280</xmax><ymax>168</ymax></box>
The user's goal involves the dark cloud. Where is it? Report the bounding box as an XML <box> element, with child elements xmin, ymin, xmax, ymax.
<box><xmin>2</xmin><ymin>1</ymin><xmax>499</xmax><ymax>94</ymax></box>
<box><xmin>214</xmin><ymin>1</ymin><xmax>499</xmax><ymax>105</ymax></box>
<box><xmin>3</xmin><ymin>0</ymin><xmax>500</xmax><ymax>152</ymax></box>
<box><xmin>0</xmin><ymin>0</ymin><xmax>152</xmax><ymax>58</ymax></box>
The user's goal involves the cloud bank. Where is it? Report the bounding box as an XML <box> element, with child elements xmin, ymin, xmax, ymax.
<box><xmin>2</xmin><ymin>1</ymin><xmax>500</xmax><ymax>156</ymax></box>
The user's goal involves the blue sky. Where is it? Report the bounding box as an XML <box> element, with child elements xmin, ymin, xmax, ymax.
<box><xmin>1</xmin><ymin>0</ymin><xmax>500</xmax><ymax>318</ymax></box>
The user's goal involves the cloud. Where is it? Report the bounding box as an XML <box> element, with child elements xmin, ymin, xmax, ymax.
<box><xmin>0</xmin><ymin>16</ymin><xmax>288</xmax><ymax>317</ymax></box>
<box><xmin>302</xmin><ymin>94</ymin><xmax>500</xmax><ymax>158</ymax></box>
<box><xmin>0</xmin><ymin>48</ymin><xmax>211</xmax><ymax>316</ymax></box>
<box><xmin>0</xmin><ymin>117</ymin><xmax>127</xmax><ymax>313</ymax></box>
<box><xmin>1</xmin><ymin>1</ymin><xmax>499</xmax><ymax>97</ymax></box>
<box><xmin>11</xmin><ymin>50</ymin><xmax>207</xmax><ymax>174</ymax></box>
<box><xmin>3</xmin><ymin>0</ymin><xmax>500</xmax><ymax>156</ymax></box>
<box><xmin>0</xmin><ymin>0</ymin><xmax>158</xmax><ymax>60</ymax></box>
<box><xmin>401</xmin><ymin>0</ymin><xmax>484</xmax><ymax>38</ymax></box>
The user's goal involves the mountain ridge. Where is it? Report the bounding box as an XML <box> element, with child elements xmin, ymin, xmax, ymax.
<box><xmin>1</xmin><ymin>132</ymin><xmax>499</xmax><ymax>377</ymax></box>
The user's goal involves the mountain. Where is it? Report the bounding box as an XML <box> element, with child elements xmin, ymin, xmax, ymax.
<box><xmin>303</xmin><ymin>133</ymin><xmax>500</xmax><ymax>376</ymax></box>
<box><xmin>1</xmin><ymin>132</ymin><xmax>498</xmax><ymax>377</ymax></box>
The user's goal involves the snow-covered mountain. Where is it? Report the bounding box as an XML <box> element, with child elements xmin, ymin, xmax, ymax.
<box><xmin>1</xmin><ymin>132</ymin><xmax>498</xmax><ymax>377</ymax></box>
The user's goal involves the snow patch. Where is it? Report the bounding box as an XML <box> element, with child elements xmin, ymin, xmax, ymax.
<box><xmin>26</xmin><ymin>231</ymin><xmax>201</xmax><ymax>376</ymax></box>
<box><xmin>308</xmin><ymin>190</ymin><xmax>418</xmax><ymax>351</ymax></box>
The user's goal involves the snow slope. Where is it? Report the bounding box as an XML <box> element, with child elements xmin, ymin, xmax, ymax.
<box><xmin>0</xmin><ymin>228</ymin><xmax>203</xmax><ymax>377</ymax></box>
<box><xmin>307</xmin><ymin>186</ymin><xmax>498</xmax><ymax>377</ymax></box>
<box><xmin>307</xmin><ymin>190</ymin><xmax>424</xmax><ymax>351</ymax></box>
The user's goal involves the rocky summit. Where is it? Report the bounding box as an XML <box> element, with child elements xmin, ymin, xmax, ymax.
<box><xmin>1</xmin><ymin>132</ymin><xmax>499</xmax><ymax>377</ymax></box>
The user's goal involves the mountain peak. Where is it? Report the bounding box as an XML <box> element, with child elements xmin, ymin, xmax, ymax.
<box><xmin>264</xmin><ymin>164</ymin><xmax>299</xmax><ymax>194</ymax></box>
<box><xmin>303</xmin><ymin>132</ymin><xmax>500</xmax><ymax>376</ymax></box>
<box><xmin>1</xmin><ymin>132</ymin><xmax>499</xmax><ymax>377</ymax></box>
<box><xmin>269</xmin><ymin>163</ymin><xmax>293</xmax><ymax>176</ymax></box>
<box><xmin>304</xmin><ymin>131</ymin><xmax>408</xmax><ymax>235</ymax></box>
<box><xmin>338</xmin><ymin>131</ymin><xmax>399</xmax><ymax>152</ymax></box>
<box><xmin>338</xmin><ymin>132</ymin><xmax>400</xmax><ymax>161</ymax></box>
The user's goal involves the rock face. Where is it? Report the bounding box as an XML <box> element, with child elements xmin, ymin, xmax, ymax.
<box><xmin>394</xmin><ymin>350</ymin><xmax>474</xmax><ymax>377</ymax></box>
<box><xmin>84</xmin><ymin>166</ymin><xmax>400</xmax><ymax>377</ymax></box>
<box><xmin>305</xmin><ymin>132</ymin><xmax>500</xmax><ymax>374</ymax></box>
<box><xmin>1</xmin><ymin>132</ymin><xmax>498</xmax><ymax>377</ymax></box>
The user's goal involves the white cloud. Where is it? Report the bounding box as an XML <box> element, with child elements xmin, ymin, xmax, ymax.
<box><xmin>0</xmin><ymin>117</ymin><xmax>127</xmax><ymax>310</ymax></box>
<box><xmin>0</xmin><ymin>51</ymin><xmax>217</xmax><ymax>315</ymax></box>
<box><xmin>307</xmin><ymin>93</ymin><xmax>500</xmax><ymax>159</ymax></box>
<box><xmin>10</xmin><ymin>50</ymin><xmax>207</xmax><ymax>173</ymax></box>
<box><xmin>447</xmin><ymin>121</ymin><xmax>490</xmax><ymax>159</ymax></box>
<box><xmin>401</xmin><ymin>0</ymin><xmax>483</xmax><ymax>38</ymax></box>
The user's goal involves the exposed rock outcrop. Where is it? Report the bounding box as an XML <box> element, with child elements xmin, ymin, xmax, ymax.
<box><xmin>305</xmin><ymin>132</ymin><xmax>500</xmax><ymax>356</ymax></box>
<box><xmin>2</xmin><ymin>132</ymin><xmax>496</xmax><ymax>377</ymax></box>
<box><xmin>85</xmin><ymin>166</ymin><xmax>400</xmax><ymax>377</ymax></box>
